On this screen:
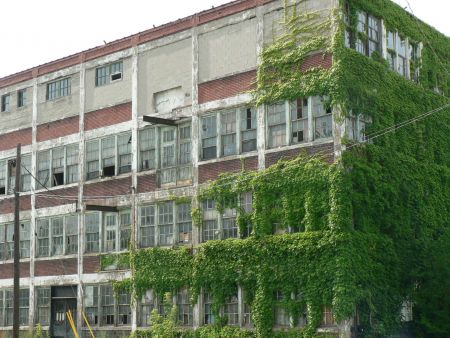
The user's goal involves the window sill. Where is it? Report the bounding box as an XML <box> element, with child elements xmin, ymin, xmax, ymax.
<box><xmin>199</xmin><ymin>150</ymin><xmax>258</xmax><ymax>165</ymax></box>
<box><xmin>265</xmin><ymin>138</ymin><xmax>333</xmax><ymax>155</ymax></box>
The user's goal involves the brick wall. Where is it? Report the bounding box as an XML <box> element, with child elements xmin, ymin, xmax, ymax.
<box><xmin>301</xmin><ymin>53</ymin><xmax>333</xmax><ymax>72</ymax></box>
<box><xmin>36</xmin><ymin>186</ymin><xmax>79</xmax><ymax>209</ymax></box>
<box><xmin>0</xmin><ymin>128</ymin><xmax>32</xmax><ymax>151</ymax></box>
<box><xmin>198</xmin><ymin>156</ymin><xmax>258</xmax><ymax>184</ymax></box>
<box><xmin>0</xmin><ymin>262</ymin><xmax>30</xmax><ymax>279</ymax></box>
<box><xmin>83</xmin><ymin>256</ymin><xmax>100</xmax><ymax>273</ymax></box>
<box><xmin>35</xmin><ymin>258</ymin><xmax>77</xmax><ymax>276</ymax></box>
<box><xmin>84</xmin><ymin>176</ymin><xmax>132</xmax><ymax>198</ymax></box>
<box><xmin>137</xmin><ymin>174</ymin><xmax>157</xmax><ymax>193</ymax></box>
<box><xmin>37</xmin><ymin>115</ymin><xmax>80</xmax><ymax>142</ymax></box>
<box><xmin>265</xmin><ymin>143</ymin><xmax>334</xmax><ymax>167</ymax></box>
<box><xmin>84</xmin><ymin>102</ymin><xmax>132</xmax><ymax>131</ymax></box>
<box><xmin>0</xmin><ymin>195</ymin><xmax>31</xmax><ymax>214</ymax></box>
<box><xmin>198</xmin><ymin>70</ymin><xmax>256</xmax><ymax>104</ymax></box>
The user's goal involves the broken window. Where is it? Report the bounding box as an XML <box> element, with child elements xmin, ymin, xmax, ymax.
<box><xmin>17</xmin><ymin>89</ymin><xmax>27</xmax><ymax>108</ymax></box>
<box><xmin>241</xmin><ymin>107</ymin><xmax>257</xmax><ymax>153</ymax></box>
<box><xmin>120</xmin><ymin>211</ymin><xmax>132</xmax><ymax>251</ymax></box>
<box><xmin>20</xmin><ymin>155</ymin><xmax>32</xmax><ymax>192</ymax></box>
<box><xmin>0</xmin><ymin>160</ymin><xmax>6</xmax><ymax>195</ymax></box>
<box><xmin>66</xmin><ymin>215</ymin><xmax>78</xmax><ymax>254</ymax></box>
<box><xmin>101</xmin><ymin>285</ymin><xmax>115</xmax><ymax>325</ymax></box>
<box><xmin>158</xmin><ymin>202</ymin><xmax>174</xmax><ymax>246</ymax></box>
<box><xmin>177</xmin><ymin>203</ymin><xmax>192</xmax><ymax>244</ymax></box>
<box><xmin>313</xmin><ymin>97</ymin><xmax>333</xmax><ymax>140</ymax></box>
<box><xmin>225</xmin><ymin>294</ymin><xmax>239</xmax><ymax>326</ymax></box>
<box><xmin>160</xmin><ymin>127</ymin><xmax>176</xmax><ymax>184</ymax></box>
<box><xmin>204</xmin><ymin>293</ymin><xmax>215</xmax><ymax>325</ymax></box>
<box><xmin>321</xmin><ymin>307</ymin><xmax>336</xmax><ymax>326</ymax></box>
<box><xmin>221</xmin><ymin>109</ymin><xmax>237</xmax><ymax>156</ymax></box>
<box><xmin>19</xmin><ymin>221</ymin><xmax>31</xmax><ymax>258</ymax></box>
<box><xmin>1</xmin><ymin>94</ymin><xmax>10</xmax><ymax>112</ymax></box>
<box><xmin>86</xmin><ymin>140</ymin><xmax>100</xmax><ymax>180</ymax></box>
<box><xmin>291</xmin><ymin>98</ymin><xmax>308</xmax><ymax>144</ymax></box>
<box><xmin>84</xmin><ymin>285</ymin><xmax>99</xmax><ymax>326</ymax></box>
<box><xmin>104</xmin><ymin>214</ymin><xmax>117</xmax><ymax>252</ymax></box>
<box><xmin>201</xmin><ymin>115</ymin><xmax>217</xmax><ymax>160</ymax></box>
<box><xmin>203</xmin><ymin>199</ymin><xmax>219</xmax><ymax>242</ymax></box>
<box><xmin>398</xmin><ymin>37</ymin><xmax>407</xmax><ymax>77</ymax></box>
<box><xmin>102</xmin><ymin>136</ymin><xmax>116</xmax><ymax>177</ymax></box>
<box><xmin>177</xmin><ymin>289</ymin><xmax>193</xmax><ymax>326</ymax></box>
<box><xmin>140</xmin><ymin>290</ymin><xmax>155</xmax><ymax>327</ymax></box>
<box><xmin>117</xmin><ymin>291</ymin><xmax>131</xmax><ymax>325</ymax></box>
<box><xmin>37</xmin><ymin>219</ymin><xmax>50</xmax><ymax>257</ymax></box>
<box><xmin>37</xmin><ymin>145</ymin><xmax>78</xmax><ymax>187</ymax></box>
<box><xmin>52</xmin><ymin>147</ymin><xmax>65</xmax><ymax>186</ymax></box>
<box><xmin>267</xmin><ymin>102</ymin><xmax>287</xmax><ymax>148</ymax></box>
<box><xmin>37</xmin><ymin>150</ymin><xmax>50</xmax><ymax>188</ymax></box>
<box><xmin>95</xmin><ymin>61</ymin><xmax>123</xmax><ymax>86</ymax></box>
<box><xmin>140</xmin><ymin>205</ymin><xmax>156</xmax><ymax>248</ymax></box>
<box><xmin>139</xmin><ymin>127</ymin><xmax>156</xmax><ymax>171</ymax></box>
<box><xmin>118</xmin><ymin>134</ymin><xmax>132</xmax><ymax>174</ymax></box>
<box><xmin>178</xmin><ymin>124</ymin><xmax>192</xmax><ymax>181</ymax></box>
<box><xmin>37</xmin><ymin>287</ymin><xmax>51</xmax><ymax>326</ymax></box>
<box><xmin>66</xmin><ymin>144</ymin><xmax>79</xmax><ymax>184</ymax></box>
<box><xmin>85</xmin><ymin>213</ymin><xmax>100</xmax><ymax>253</ymax></box>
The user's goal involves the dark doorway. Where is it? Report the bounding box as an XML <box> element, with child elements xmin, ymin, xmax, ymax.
<box><xmin>51</xmin><ymin>286</ymin><xmax>77</xmax><ymax>338</ymax></box>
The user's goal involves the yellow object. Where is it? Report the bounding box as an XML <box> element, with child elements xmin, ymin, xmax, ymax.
<box><xmin>66</xmin><ymin>310</ymin><xmax>79</xmax><ymax>338</ymax></box>
<box><xmin>82</xmin><ymin>311</ymin><xmax>96</xmax><ymax>338</ymax></box>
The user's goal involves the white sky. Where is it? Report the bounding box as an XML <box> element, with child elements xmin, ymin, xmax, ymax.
<box><xmin>0</xmin><ymin>0</ymin><xmax>448</xmax><ymax>78</ymax></box>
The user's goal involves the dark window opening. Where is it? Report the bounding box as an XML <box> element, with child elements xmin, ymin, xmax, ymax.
<box><xmin>203</xmin><ymin>147</ymin><xmax>216</xmax><ymax>160</ymax></box>
<box><xmin>105</xmin><ymin>314</ymin><xmax>114</xmax><ymax>325</ymax></box>
<box><xmin>111</xmin><ymin>73</ymin><xmax>122</xmax><ymax>81</ymax></box>
<box><xmin>246</xmin><ymin>108</ymin><xmax>252</xmax><ymax>129</ymax></box>
<box><xmin>0</xmin><ymin>187</ymin><xmax>5</xmax><ymax>195</ymax></box>
<box><xmin>119</xmin><ymin>165</ymin><xmax>131</xmax><ymax>174</ymax></box>
<box><xmin>292</xmin><ymin>131</ymin><xmax>304</xmax><ymax>143</ymax></box>
<box><xmin>87</xmin><ymin>171</ymin><xmax>99</xmax><ymax>180</ymax></box>
<box><xmin>103</xmin><ymin>166</ymin><xmax>115</xmax><ymax>177</ymax></box>
<box><xmin>52</xmin><ymin>173</ymin><xmax>64</xmax><ymax>186</ymax></box>
<box><xmin>242</xmin><ymin>140</ymin><xmax>257</xmax><ymax>153</ymax></box>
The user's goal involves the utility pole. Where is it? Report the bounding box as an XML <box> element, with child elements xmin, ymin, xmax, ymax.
<box><xmin>13</xmin><ymin>143</ymin><xmax>21</xmax><ymax>338</ymax></box>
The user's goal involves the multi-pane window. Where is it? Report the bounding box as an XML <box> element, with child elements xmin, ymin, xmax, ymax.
<box><xmin>139</xmin><ymin>128</ymin><xmax>156</xmax><ymax>171</ymax></box>
<box><xmin>46</xmin><ymin>78</ymin><xmax>71</xmax><ymax>100</ymax></box>
<box><xmin>322</xmin><ymin>307</ymin><xmax>336</xmax><ymax>326</ymax></box>
<box><xmin>0</xmin><ymin>222</ymin><xmax>30</xmax><ymax>260</ymax></box>
<box><xmin>160</xmin><ymin>127</ymin><xmax>177</xmax><ymax>184</ymax></box>
<box><xmin>221</xmin><ymin>110</ymin><xmax>237</xmax><ymax>156</ymax></box>
<box><xmin>36</xmin><ymin>287</ymin><xmax>51</xmax><ymax>326</ymax></box>
<box><xmin>240</xmin><ymin>192</ymin><xmax>253</xmax><ymax>238</ymax></box>
<box><xmin>36</xmin><ymin>215</ymin><xmax>78</xmax><ymax>257</ymax></box>
<box><xmin>140</xmin><ymin>205</ymin><xmax>156</xmax><ymax>248</ymax></box>
<box><xmin>203</xmin><ymin>199</ymin><xmax>219</xmax><ymax>242</ymax></box>
<box><xmin>104</xmin><ymin>214</ymin><xmax>117</xmax><ymax>252</ymax></box>
<box><xmin>354</xmin><ymin>11</ymin><xmax>380</xmax><ymax>57</ymax></box>
<box><xmin>225</xmin><ymin>295</ymin><xmax>239</xmax><ymax>326</ymax></box>
<box><xmin>37</xmin><ymin>145</ymin><xmax>79</xmax><ymax>187</ymax></box>
<box><xmin>267</xmin><ymin>102</ymin><xmax>287</xmax><ymax>148</ymax></box>
<box><xmin>17</xmin><ymin>89</ymin><xmax>27</xmax><ymax>108</ymax></box>
<box><xmin>158</xmin><ymin>202</ymin><xmax>174</xmax><ymax>246</ymax></box>
<box><xmin>274</xmin><ymin>291</ymin><xmax>289</xmax><ymax>327</ymax></box>
<box><xmin>291</xmin><ymin>98</ymin><xmax>308</xmax><ymax>144</ymax></box>
<box><xmin>84</xmin><ymin>284</ymin><xmax>131</xmax><ymax>327</ymax></box>
<box><xmin>204</xmin><ymin>293</ymin><xmax>215</xmax><ymax>325</ymax></box>
<box><xmin>1</xmin><ymin>94</ymin><xmax>10</xmax><ymax>112</ymax></box>
<box><xmin>140</xmin><ymin>290</ymin><xmax>155</xmax><ymax>327</ymax></box>
<box><xmin>177</xmin><ymin>289</ymin><xmax>193</xmax><ymax>326</ymax></box>
<box><xmin>313</xmin><ymin>97</ymin><xmax>332</xmax><ymax>140</ymax></box>
<box><xmin>19</xmin><ymin>289</ymin><xmax>29</xmax><ymax>325</ymax></box>
<box><xmin>177</xmin><ymin>203</ymin><xmax>192</xmax><ymax>244</ymax></box>
<box><xmin>241</xmin><ymin>107</ymin><xmax>257</xmax><ymax>153</ymax></box>
<box><xmin>96</xmin><ymin>61</ymin><xmax>123</xmax><ymax>86</ymax></box>
<box><xmin>222</xmin><ymin>208</ymin><xmax>238</xmax><ymax>240</ymax></box>
<box><xmin>120</xmin><ymin>211</ymin><xmax>132</xmax><ymax>251</ymax></box>
<box><xmin>201</xmin><ymin>115</ymin><xmax>217</xmax><ymax>160</ymax></box>
<box><xmin>0</xmin><ymin>160</ymin><xmax>6</xmax><ymax>195</ymax></box>
<box><xmin>398</xmin><ymin>37</ymin><xmax>407</xmax><ymax>77</ymax></box>
<box><xmin>85</xmin><ymin>213</ymin><xmax>100</xmax><ymax>253</ymax></box>
<box><xmin>0</xmin><ymin>155</ymin><xmax>32</xmax><ymax>194</ymax></box>
<box><xmin>86</xmin><ymin>132</ymin><xmax>132</xmax><ymax>180</ymax></box>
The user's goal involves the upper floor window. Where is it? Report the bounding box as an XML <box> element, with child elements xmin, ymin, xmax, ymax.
<box><xmin>1</xmin><ymin>94</ymin><xmax>10</xmax><ymax>112</ymax></box>
<box><xmin>17</xmin><ymin>89</ymin><xmax>27</xmax><ymax>108</ymax></box>
<box><xmin>86</xmin><ymin>133</ymin><xmax>131</xmax><ymax>181</ymax></box>
<box><xmin>202</xmin><ymin>199</ymin><xmax>238</xmax><ymax>242</ymax></box>
<box><xmin>96</xmin><ymin>61</ymin><xmax>123</xmax><ymax>87</ymax></box>
<box><xmin>37</xmin><ymin>144</ymin><xmax>79</xmax><ymax>188</ymax></box>
<box><xmin>139</xmin><ymin>124</ymin><xmax>192</xmax><ymax>185</ymax></box>
<box><xmin>0</xmin><ymin>289</ymin><xmax>29</xmax><ymax>326</ymax></box>
<box><xmin>355</xmin><ymin>11</ymin><xmax>381</xmax><ymax>57</ymax></box>
<box><xmin>0</xmin><ymin>155</ymin><xmax>32</xmax><ymax>195</ymax></box>
<box><xmin>0</xmin><ymin>221</ymin><xmax>31</xmax><ymax>260</ymax></box>
<box><xmin>200</xmin><ymin>106</ymin><xmax>257</xmax><ymax>161</ymax></box>
<box><xmin>46</xmin><ymin>78</ymin><xmax>71</xmax><ymax>100</ymax></box>
<box><xmin>36</xmin><ymin>215</ymin><xmax>78</xmax><ymax>257</ymax></box>
<box><xmin>139</xmin><ymin>202</ymin><xmax>192</xmax><ymax>248</ymax></box>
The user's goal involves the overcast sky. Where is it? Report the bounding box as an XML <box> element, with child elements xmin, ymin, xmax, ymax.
<box><xmin>0</xmin><ymin>0</ymin><xmax>448</xmax><ymax>78</ymax></box>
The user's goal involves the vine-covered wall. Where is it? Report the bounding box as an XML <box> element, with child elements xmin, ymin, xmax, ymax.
<box><xmin>117</xmin><ymin>0</ymin><xmax>450</xmax><ymax>337</ymax></box>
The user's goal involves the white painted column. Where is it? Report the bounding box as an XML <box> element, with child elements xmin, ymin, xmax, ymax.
<box><xmin>256</xmin><ymin>5</ymin><xmax>265</xmax><ymax>170</ymax></box>
<box><xmin>307</xmin><ymin>97</ymin><xmax>314</xmax><ymax>143</ymax></box>
<box><xmin>77</xmin><ymin>61</ymin><xmax>86</xmax><ymax>333</ymax></box>
<box><xmin>381</xmin><ymin>19</ymin><xmax>388</xmax><ymax>59</ymax></box>
<box><xmin>131</xmin><ymin>45</ymin><xmax>139</xmax><ymax>332</ymax></box>
<box><xmin>285</xmin><ymin>101</ymin><xmax>291</xmax><ymax>146</ymax></box>
<box><xmin>28</xmin><ymin>76</ymin><xmax>38</xmax><ymax>327</ymax></box>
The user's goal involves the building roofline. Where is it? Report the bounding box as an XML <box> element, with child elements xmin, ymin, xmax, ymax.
<box><xmin>0</xmin><ymin>0</ymin><xmax>274</xmax><ymax>89</ymax></box>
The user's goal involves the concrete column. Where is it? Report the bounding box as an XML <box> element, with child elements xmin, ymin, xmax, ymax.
<box><xmin>238</xmin><ymin>286</ymin><xmax>244</xmax><ymax>327</ymax></box>
<box><xmin>405</xmin><ymin>37</ymin><xmax>411</xmax><ymax>80</ymax></box>
<box><xmin>191</xmin><ymin>26</ymin><xmax>199</xmax><ymax>187</ymax></box>
<box><xmin>338</xmin><ymin>319</ymin><xmax>352</xmax><ymax>338</ymax></box>
<box><xmin>77</xmin><ymin>62</ymin><xmax>86</xmax><ymax>332</ymax></box>
<box><xmin>285</xmin><ymin>101</ymin><xmax>291</xmax><ymax>146</ymax></box>
<box><xmin>256</xmin><ymin>4</ymin><xmax>265</xmax><ymax>170</ymax></box>
<box><xmin>131</xmin><ymin>45</ymin><xmax>139</xmax><ymax>332</ymax></box>
<box><xmin>28</xmin><ymin>76</ymin><xmax>38</xmax><ymax>327</ymax></box>
<box><xmin>307</xmin><ymin>97</ymin><xmax>314</xmax><ymax>142</ymax></box>
<box><xmin>381</xmin><ymin>19</ymin><xmax>388</xmax><ymax>59</ymax></box>
<box><xmin>332</xmin><ymin>105</ymin><xmax>346</xmax><ymax>159</ymax></box>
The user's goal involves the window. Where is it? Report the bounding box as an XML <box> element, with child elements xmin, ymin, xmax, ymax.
<box><xmin>267</xmin><ymin>102</ymin><xmax>287</xmax><ymax>148</ymax></box>
<box><xmin>201</xmin><ymin>115</ymin><xmax>217</xmax><ymax>160</ymax></box>
<box><xmin>104</xmin><ymin>214</ymin><xmax>117</xmax><ymax>252</ymax></box>
<box><xmin>17</xmin><ymin>89</ymin><xmax>27</xmax><ymax>108</ymax></box>
<box><xmin>291</xmin><ymin>98</ymin><xmax>308</xmax><ymax>144</ymax></box>
<box><xmin>1</xmin><ymin>94</ymin><xmax>10</xmax><ymax>112</ymax></box>
<box><xmin>36</xmin><ymin>215</ymin><xmax>78</xmax><ymax>257</ymax></box>
<box><xmin>85</xmin><ymin>213</ymin><xmax>100</xmax><ymax>253</ymax></box>
<box><xmin>398</xmin><ymin>37</ymin><xmax>407</xmax><ymax>77</ymax></box>
<box><xmin>177</xmin><ymin>203</ymin><xmax>192</xmax><ymax>244</ymax></box>
<box><xmin>178</xmin><ymin>125</ymin><xmax>192</xmax><ymax>181</ymax></box>
<box><xmin>86</xmin><ymin>132</ymin><xmax>131</xmax><ymax>180</ymax></box>
<box><xmin>221</xmin><ymin>110</ymin><xmax>237</xmax><ymax>156</ymax></box>
<box><xmin>243</xmin><ymin>302</ymin><xmax>252</xmax><ymax>327</ymax></box>
<box><xmin>177</xmin><ymin>289</ymin><xmax>193</xmax><ymax>326</ymax></box>
<box><xmin>140</xmin><ymin>290</ymin><xmax>155</xmax><ymax>327</ymax></box>
<box><xmin>19</xmin><ymin>289</ymin><xmax>29</xmax><ymax>325</ymax></box>
<box><xmin>160</xmin><ymin>127</ymin><xmax>176</xmax><ymax>184</ymax></box>
<box><xmin>240</xmin><ymin>193</ymin><xmax>253</xmax><ymax>238</ymax></box>
<box><xmin>96</xmin><ymin>61</ymin><xmax>123</xmax><ymax>86</ymax></box>
<box><xmin>139</xmin><ymin>203</ymin><xmax>192</xmax><ymax>248</ymax></box>
<box><xmin>37</xmin><ymin>145</ymin><xmax>79</xmax><ymax>187</ymax></box>
<box><xmin>353</xmin><ymin>11</ymin><xmax>380</xmax><ymax>57</ymax></box>
<box><xmin>313</xmin><ymin>97</ymin><xmax>332</xmax><ymax>139</ymax></box>
<box><xmin>84</xmin><ymin>284</ymin><xmax>131</xmax><ymax>327</ymax></box>
<box><xmin>202</xmin><ymin>199</ymin><xmax>239</xmax><ymax>242</ymax></box>
<box><xmin>241</xmin><ymin>107</ymin><xmax>257</xmax><ymax>152</ymax></box>
<box><xmin>222</xmin><ymin>209</ymin><xmax>238</xmax><ymax>239</ymax></box>
<box><xmin>139</xmin><ymin>128</ymin><xmax>156</xmax><ymax>171</ymax></box>
<box><xmin>274</xmin><ymin>291</ymin><xmax>289</xmax><ymax>327</ymax></box>
<box><xmin>36</xmin><ymin>287</ymin><xmax>51</xmax><ymax>326</ymax></box>
<box><xmin>120</xmin><ymin>211</ymin><xmax>132</xmax><ymax>251</ymax></box>
<box><xmin>224</xmin><ymin>295</ymin><xmax>239</xmax><ymax>326</ymax></box>
<box><xmin>0</xmin><ymin>160</ymin><xmax>6</xmax><ymax>195</ymax></box>
<box><xmin>204</xmin><ymin>293</ymin><xmax>215</xmax><ymax>325</ymax></box>
<box><xmin>0</xmin><ymin>155</ymin><xmax>31</xmax><ymax>194</ymax></box>
<box><xmin>322</xmin><ymin>307</ymin><xmax>335</xmax><ymax>326</ymax></box>
<box><xmin>46</xmin><ymin>78</ymin><xmax>71</xmax><ymax>100</ymax></box>
<box><xmin>0</xmin><ymin>222</ymin><xmax>30</xmax><ymax>260</ymax></box>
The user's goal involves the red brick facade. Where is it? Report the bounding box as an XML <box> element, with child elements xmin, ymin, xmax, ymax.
<box><xmin>83</xmin><ymin>256</ymin><xmax>100</xmax><ymax>273</ymax></box>
<box><xmin>37</xmin><ymin>115</ymin><xmax>80</xmax><ymax>142</ymax></box>
<box><xmin>198</xmin><ymin>156</ymin><xmax>258</xmax><ymax>184</ymax></box>
<box><xmin>199</xmin><ymin>70</ymin><xmax>256</xmax><ymax>104</ymax></box>
<box><xmin>265</xmin><ymin>143</ymin><xmax>334</xmax><ymax>167</ymax></box>
<box><xmin>84</xmin><ymin>102</ymin><xmax>132</xmax><ymax>131</ymax></box>
<box><xmin>0</xmin><ymin>262</ymin><xmax>30</xmax><ymax>279</ymax></box>
<box><xmin>35</xmin><ymin>258</ymin><xmax>77</xmax><ymax>276</ymax></box>
<box><xmin>301</xmin><ymin>53</ymin><xmax>333</xmax><ymax>72</ymax></box>
<box><xmin>84</xmin><ymin>176</ymin><xmax>132</xmax><ymax>198</ymax></box>
<box><xmin>36</xmin><ymin>187</ymin><xmax>79</xmax><ymax>209</ymax></box>
<box><xmin>0</xmin><ymin>195</ymin><xmax>31</xmax><ymax>214</ymax></box>
<box><xmin>137</xmin><ymin>174</ymin><xmax>157</xmax><ymax>193</ymax></box>
<box><xmin>0</xmin><ymin>128</ymin><xmax>32</xmax><ymax>151</ymax></box>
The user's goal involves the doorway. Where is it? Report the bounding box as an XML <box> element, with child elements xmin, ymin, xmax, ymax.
<box><xmin>51</xmin><ymin>286</ymin><xmax>77</xmax><ymax>338</ymax></box>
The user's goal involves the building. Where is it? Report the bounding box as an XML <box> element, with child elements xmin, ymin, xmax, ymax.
<box><xmin>0</xmin><ymin>0</ymin><xmax>448</xmax><ymax>337</ymax></box>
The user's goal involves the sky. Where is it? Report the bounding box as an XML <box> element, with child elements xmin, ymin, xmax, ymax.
<box><xmin>0</xmin><ymin>0</ymin><xmax>448</xmax><ymax>78</ymax></box>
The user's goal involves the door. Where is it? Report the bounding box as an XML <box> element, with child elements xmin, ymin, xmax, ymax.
<box><xmin>51</xmin><ymin>298</ymin><xmax>76</xmax><ymax>338</ymax></box>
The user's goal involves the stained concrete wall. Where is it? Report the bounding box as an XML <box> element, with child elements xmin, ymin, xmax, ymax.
<box><xmin>37</xmin><ymin>72</ymin><xmax>80</xmax><ymax>125</ymax></box>
<box><xmin>0</xmin><ymin>81</ymin><xmax>34</xmax><ymax>133</ymax></box>
<box><xmin>85</xmin><ymin>56</ymin><xmax>133</xmax><ymax>112</ymax></box>
<box><xmin>198</xmin><ymin>17</ymin><xmax>258</xmax><ymax>83</ymax></box>
<box><xmin>138</xmin><ymin>38</ymin><xmax>192</xmax><ymax>117</ymax></box>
